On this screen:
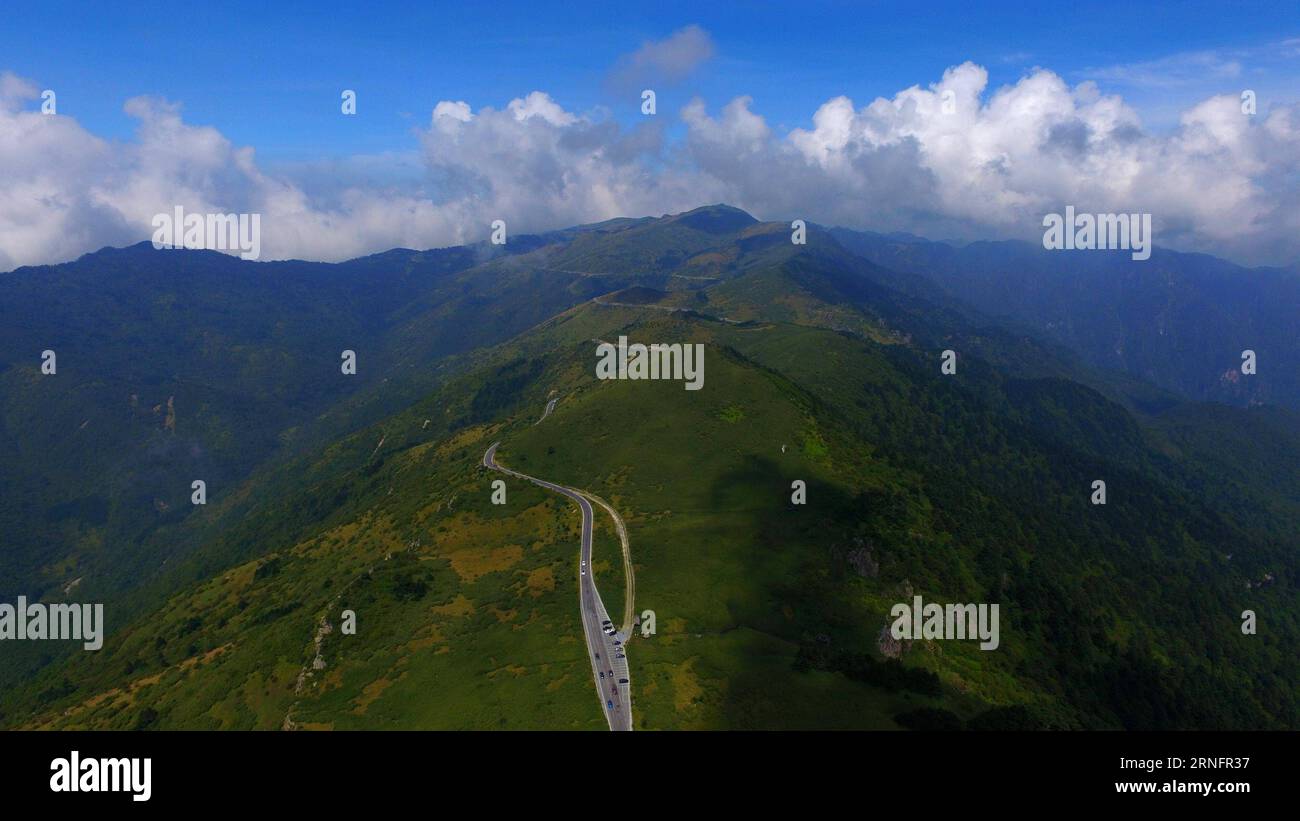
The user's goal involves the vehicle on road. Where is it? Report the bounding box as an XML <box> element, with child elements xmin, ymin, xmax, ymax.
<box><xmin>619</xmin><ymin>678</ymin><xmax>628</xmax><ymax>684</ymax></box>
<box><xmin>599</xmin><ymin>671</ymin><xmax>605</xmax><ymax>678</ymax></box>
<box><xmin>606</xmin><ymin>700</ymin><xmax>613</xmax><ymax>710</ymax></box>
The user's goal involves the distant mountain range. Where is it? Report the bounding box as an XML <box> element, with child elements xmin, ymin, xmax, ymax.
<box><xmin>1</xmin><ymin>205</ymin><xmax>1295</xmax><ymax>729</ymax></box>
<box><xmin>830</xmin><ymin>226</ymin><xmax>1300</xmax><ymax>410</ymax></box>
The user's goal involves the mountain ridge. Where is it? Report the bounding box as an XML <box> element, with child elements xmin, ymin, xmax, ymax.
<box><xmin>1</xmin><ymin>204</ymin><xmax>1296</xmax><ymax>729</ymax></box>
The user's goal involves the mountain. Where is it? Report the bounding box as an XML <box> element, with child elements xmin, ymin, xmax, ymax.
<box><xmin>829</xmin><ymin>228</ymin><xmax>1300</xmax><ymax>410</ymax></box>
<box><xmin>0</xmin><ymin>227</ymin><xmax>646</xmax><ymax>684</ymax></box>
<box><xmin>1</xmin><ymin>206</ymin><xmax>1296</xmax><ymax>729</ymax></box>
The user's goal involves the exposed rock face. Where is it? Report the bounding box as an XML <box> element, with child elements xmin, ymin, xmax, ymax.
<box><xmin>878</xmin><ymin>625</ymin><xmax>909</xmax><ymax>659</ymax></box>
<box><xmin>847</xmin><ymin>540</ymin><xmax>879</xmax><ymax>579</ymax></box>
<box><xmin>310</xmin><ymin>617</ymin><xmax>333</xmax><ymax>670</ymax></box>
<box><xmin>295</xmin><ymin>616</ymin><xmax>334</xmax><ymax>692</ymax></box>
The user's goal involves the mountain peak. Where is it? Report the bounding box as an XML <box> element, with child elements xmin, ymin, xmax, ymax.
<box><xmin>667</xmin><ymin>204</ymin><xmax>759</xmax><ymax>234</ymax></box>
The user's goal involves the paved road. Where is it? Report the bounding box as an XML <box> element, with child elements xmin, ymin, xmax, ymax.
<box><xmin>483</xmin><ymin>442</ymin><xmax>633</xmax><ymax>731</ymax></box>
<box><xmin>576</xmin><ymin>489</ymin><xmax>635</xmax><ymax>636</ymax></box>
<box><xmin>535</xmin><ymin>397</ymin><xmax>558</xmax><ymax>425</ymax></box>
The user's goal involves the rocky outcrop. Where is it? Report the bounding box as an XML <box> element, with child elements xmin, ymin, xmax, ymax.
<box><xmin>846</xmin><ymin>539</ymin><xmax>879</xmax><ymax>579</ymax></box>
<box><xmin>295</xmin><ymin>616</ymin><xmax>334</xmax><ymax>693</ymax></box>
<box><xmin>878</xmin><ymin>625</ymin><xmax>909</xmax><ymax>659</ymax></box>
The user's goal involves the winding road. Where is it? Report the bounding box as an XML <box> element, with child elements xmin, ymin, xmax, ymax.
<box><xmin>535</xmin><ymin>397</ymin><xmax>558</xmax><ymax>425</ymax></box>
<box><xmin>482</xmin><ymin>435</ymin><xmax>634</xmax><ymax>731</ymax></box>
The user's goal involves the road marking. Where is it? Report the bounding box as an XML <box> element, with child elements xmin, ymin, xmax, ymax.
<box><xmin>577</xmin><ymin>489</ymin><xmax>635</xmax><ymax>636</ymax></box>
<box><xmin>482</xmin><ymin>437</ymin><xmax>634</xmax><ymax>731</ymax></box>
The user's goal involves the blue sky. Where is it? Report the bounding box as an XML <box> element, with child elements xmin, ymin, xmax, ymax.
<box><xmin>6</xmin><ymin>0</ymin><xmax>1298</xmax><ymax>164</ymax></box>
<box><xmin>2</xmin><ymin>1</ymin><xmax>1299</xmax><ymax>268</ymax></box>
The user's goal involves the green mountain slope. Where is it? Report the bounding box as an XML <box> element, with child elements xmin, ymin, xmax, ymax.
<box><xmin>4</xmin><ymin>298</ymin><xmax>1295</xmax><ymax>729</ymax></box>
<box><xmin>2</xmin><ymin>206</ymin><xmax>1295</xmax><ymax>730</ymax></box>
<box><xmin>831</xmin><ymin>227</ymin><xmax>1300</xmax><ymax>410</ymax></box>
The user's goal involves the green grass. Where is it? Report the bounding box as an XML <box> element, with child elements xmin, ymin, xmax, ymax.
<box><xmin>6</xmin><ymin>223</ymin><xmax>1297</xmax><ymax>731</ymax></box>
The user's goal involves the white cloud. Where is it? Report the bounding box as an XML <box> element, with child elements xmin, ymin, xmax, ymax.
<box><xmin>419</xmin><ymin>91</ymin><xmax>712</xmax><ymax>240</ymax></box>
<box><xmin>1087</xmin><ymin>50</ymin><xmax>1245</xmax><ymax>89</ymax></box>
<box><xmin>682</xmin><ymin>62</ymin><xmax>1300</xmax><ymax>263</ymax></box>
<box><xmin>1</xmin><ymin>62</ymin><xmax>1299</xmax><ymax>270</ymax></box>
<box><xmin>606</xmin><ymin>24</ymin><xmax>715</xmax><ymax>93</ymax></box>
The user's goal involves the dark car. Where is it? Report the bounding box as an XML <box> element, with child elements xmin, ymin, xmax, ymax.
<box><xmin>599</xmin><ymin>671</ymin><xmax>605</xmax><ymax>678</ymax></box>
<box><xmin>619</xmin><ymin>678</ymin><xmax>628</xmax><ymax>684</ymax></box>
<box><xmin>606</xmin><ymin>700</ymin><xmax>613</xmax><ymax>709</ymax></box>
<box><xmin>594</xmin><ymin>652</ymin><xmax>600</xmax><ymax>659</ymax></box>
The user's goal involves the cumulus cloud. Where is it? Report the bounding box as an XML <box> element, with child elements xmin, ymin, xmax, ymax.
<box><xmin>1</xmin><ymin>62</ymin><xmax>1299</xmax><ymax>271</ymax></box>
<box><xmin>682</xmin><ymin>62</ymin><xmax>1300</xmax><ymax>263</ymax></box>
<box><xmin>419</xmin><ymin>90</ymin><xmax>713</xmax><ymax>241</ymax></box>
<box><xmin>0</xmin><ymin>77</ymin><xmax>413</xmax><ymax>268</ymax></box>
<box><xmin>606</xmin><ymin>25</ymin><xmax>715</xmax><ymax>94</ymax></box>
